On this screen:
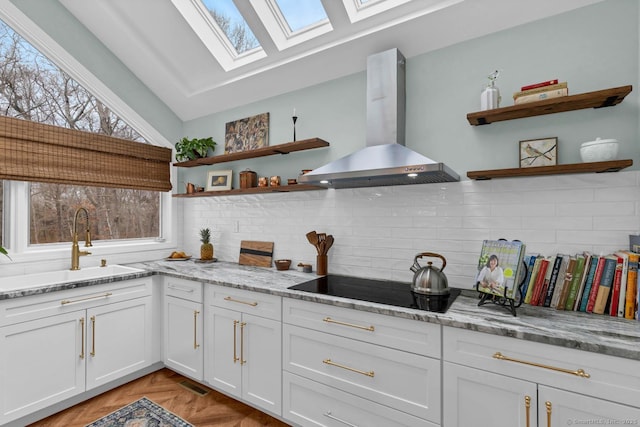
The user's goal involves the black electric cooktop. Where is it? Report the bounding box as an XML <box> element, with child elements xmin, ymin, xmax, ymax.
<box><xmin>288</xmin><ymin>274</ymin><xmax>460</xmax><ymax>313</ymax></box>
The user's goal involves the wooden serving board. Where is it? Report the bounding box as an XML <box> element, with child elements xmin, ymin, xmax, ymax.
<box><xmin>238</xmin><ymin>240</ymin><xmax>274</xmax><ymax>267</ymax></box>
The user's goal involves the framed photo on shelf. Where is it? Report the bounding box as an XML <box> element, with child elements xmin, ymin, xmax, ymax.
<box><xmin>206</xmin><ymin>170</ymin><xmax>233</xmax><ymax>192</ymax></box>
<box><xmin>519</xmin><ymin>137</ymin><xmax>557</xmax><ymax>168</ymax></box>
<box><xmin>224</xmin><ymin>112</ymin><xmax>269</xmax><ymax>154</ymax></box>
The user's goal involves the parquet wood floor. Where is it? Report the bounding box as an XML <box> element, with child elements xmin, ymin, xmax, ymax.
<box><xmin>28</xmin><ymin>368</ymin><xmax>290</xmax><ymax>427</ymax></box>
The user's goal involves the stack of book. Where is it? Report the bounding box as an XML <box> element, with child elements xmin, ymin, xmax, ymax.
<box><xmin>521</xmin><ymin>251</ymin><xmax>639</xmax><ymax>321</ymax></box>
<box><xmin>513</xmin><ymin>79</ymin><xmax>569</xmax><ymax>105</ymax></box>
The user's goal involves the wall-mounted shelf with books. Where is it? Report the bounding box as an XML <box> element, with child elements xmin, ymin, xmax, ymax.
<box><xmin>173</xmin><ymin>137</ymin><xmax>329</xmax><ymax>167</ymax></box>
<box><xmin>467</xmin><ymin>159</ymin><xmax>633</xmax><ymax>180</ymax></box>
<box><xmin>466</xmin><ymin>85</ymin><xmax>632</xmax><ymax>126</ymax></box>
<box><xmin>172</xmin><ymin>183</ymin><xmax>326</xmax><ymax>198</ymax></box>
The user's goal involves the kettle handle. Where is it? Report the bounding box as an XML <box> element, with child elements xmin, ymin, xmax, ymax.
<box><xmin>412</xmin><ymin>252</ymin><xmax>446</xmax><ymax>272</ymax></box>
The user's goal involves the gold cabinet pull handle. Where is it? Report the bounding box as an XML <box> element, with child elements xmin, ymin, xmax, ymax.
<box><xmin>79</xmin><ymin>317</ymin><xmax>85</xmax><ymax>359</ymax></box>
<box><xmin>546</xmin><ymin>401</ymin><xmax>552</xmax><ymax>427</ymax></box>
<box><xmin>493</xmin><ymin>352</ymin><xmax>590</xmax><ymax>378</ymax></box>
<box><xmin>525</xmin><ymin>395</ymin><xmax>531</xmax><ymax>427</ymax></box>
<box><xmin>233</xmin><ymin>320</ymin><xmax>239</xmax><ymax>363</ymax></box>
<box><xmin>224</xmin><ymin>296</ymin><xmax>257</xmax><ymax>307</ymax></box>
<box><xmin>193</xmin><ymin>310</ymin><xmax>200</xmax><ymax>350</ymax></box>
<box><xmin>240</xmin><ymin>322</ymin><xmax>246</xmax><ymax>365</ymax></box>
<box><xmin>324</xmin><ymin>411</ymin><xmax>359</xmax><ymax>427</ymax></box>
<box><xmin>61</xmin><ymin>292</ymin><xmax>113</xmax><ymax>305</ymax></box>
<box><xmin>168</xmin><ymin>284</ymin><xmax>194</xmax><ymax>293</ymax></box>
<box><xmin>90</xmin><ymin>316</ymin><xmax>96</xmax><ymax>357</ymax></box>
<box><xmin>323</xmin><ymin>317</ymin><xmax>375</xmax><ymax>332</ymax></box>
<box><xmin>323</xmin><ymin>359</ymin><xmax>374</xmax><ymax>378</ymax></box>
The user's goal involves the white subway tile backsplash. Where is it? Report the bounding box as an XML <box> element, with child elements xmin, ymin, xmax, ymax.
<box><xmin>180</xmin><ymin>171</ymin><xmax>640</xmax><ymax>289</ymax></box>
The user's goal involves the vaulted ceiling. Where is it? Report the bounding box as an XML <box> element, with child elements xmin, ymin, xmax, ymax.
<box><xmin>6</xmin><ymin>0</ymin><xmax>606</xmax><ymax>122</ymax></box>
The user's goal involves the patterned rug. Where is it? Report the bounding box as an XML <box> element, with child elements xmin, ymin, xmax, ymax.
<box><xmin>85</xmin><ymin>397</ymin><xmax>193</xmax><ymax>427</ymax></box>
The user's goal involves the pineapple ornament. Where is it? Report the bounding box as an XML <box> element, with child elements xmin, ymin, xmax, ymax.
<box><xmin>199</xmin><ymin>228</ymin><xmax>214</xmax><ymax>260</ymax></box>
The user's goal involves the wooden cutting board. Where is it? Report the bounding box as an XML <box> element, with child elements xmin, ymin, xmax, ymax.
<box><xmin>238</xmin><ymin>240</ymin><xmax>274</xmax><ymax>267</ymax></box>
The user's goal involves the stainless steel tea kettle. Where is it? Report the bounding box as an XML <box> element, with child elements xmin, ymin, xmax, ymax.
<box><xmin>410</xmin><ymin>252</ymin><xmax>450</xmax><ymax>295</ymax></box>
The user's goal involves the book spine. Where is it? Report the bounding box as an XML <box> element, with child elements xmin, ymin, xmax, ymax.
<box><xmin>587</xmin><ymin>256</ymin><xmax>608</xmax><ymax>313</ymax></box>
<box><xmin>557</xmin><ymin>258</ymin><xmax>576</xmax><ymax>310</ymax></box>
<box><xmin>615</xmin><ymin>253</ymin><xmax>628</xmax><ymax>317</ymax></box>
<box><xmin>592</xmin><ymin>257</ymin><xmax>617</xmax><ymax>314</ymax></box>
<box><xmin>520</xmin><ymin>79</ymin><xmax>559</xmax><ymax>91</ymax></box>
<box><xmin>577</xmin><ymin>255</ymin><xmax>595</xmax><ymax>311</ymax></box>
<box><xmin>514</xmin><ymin>81</ymin><xmax>567</xmax><ymax>98</ymax></box>
<box><xmin>608</xmin><ymin>256</ymin><xmax>624</xmax><ymax>316</ymax></box>
<box><xmin>564</xmin><ymin>256</ymin><xmax>585</xmax><ymax>310</ymax></box>
<box><xmin>624</xmin><ymin>252</ymin><xmax>639</xmax><ymax>319</ymax></box>
<box><xmin>580</xmin><ymin>256</ymin><xmax>602</xmax><ymax>312</ymax></box>
<box><xmin>544</xmin><ymin>256</ymin><xmax>563</xmax><ymax>307</ymax></box>
<box><xmin>514</xmin><ymin>88</ymin><xmax>569</xmax><ymax>105</ymax></box>
<box><xmin>524</xmin><ymin>257</ymin><xmax>543</xmax><ymax>304</ymax></box>
<box><xmin>521</xmin><ymin>255</ymin><xmax>537</xmax><ymax>298</ymax></box>
<box><xmin>530</xmin><ymin>259</ymin><xmax>550</xmax><ymax>306</ymax></box>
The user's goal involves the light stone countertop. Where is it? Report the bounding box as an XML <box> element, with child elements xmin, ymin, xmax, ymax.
<box><xmin>2</xmin><ymin>259</ymin><xmax>638</xmax><ymax>361</ymax></box>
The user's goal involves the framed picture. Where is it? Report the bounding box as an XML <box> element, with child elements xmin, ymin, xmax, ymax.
<box><xmin>225</xmin><ymin>112</ymin><xmax>269</xmax><ymax>154</ymax></box>
<box><xmin>206</xmin><ymin>170</ymin><xmax>233</xmax><ymax>192</ymax></box>
<box><xmin>519</xmin><ymin>137</ymin><xmax>557</xmax><ymax>168</ymax></box>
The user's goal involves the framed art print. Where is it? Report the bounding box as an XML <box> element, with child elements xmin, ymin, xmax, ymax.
<box><xmin>206</xmin><ymin>170</ymin><xmax>233</xmax><ymax>192</ymax></box>
<box><xmin>224</xmin><ymin>112</ymin><xmax>269</xmax><ymax>154</ymax></box>
<box><xmin>519</xmin><ymin>137</ymin><xmax>557</xmax><ymax>168</ymax></box>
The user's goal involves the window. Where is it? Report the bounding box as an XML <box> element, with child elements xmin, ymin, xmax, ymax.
<box><xmin>0</xmin><ymin>21</ymin><xmax>161</xmax><ymax>249</ymax></box>
<box><xmin>202</xmin><ymin>0</ymin><xmax>260</xmax><ymax>54</ymax></box>
<box><xmin>273</xmin><ymin>0</ymin><xmax>328</xmax><ymax>32</ymax></box>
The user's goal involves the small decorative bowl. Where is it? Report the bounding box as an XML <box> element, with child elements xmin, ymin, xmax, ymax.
<box><xmin>275</xmin><ymin>259</ymin><xmax>291</xmax><ymax>271</ymax></box>
<box><xmin>580</xmin><ymin>137</ymin><xmax>619</xmax><ymax>162</ymax></box>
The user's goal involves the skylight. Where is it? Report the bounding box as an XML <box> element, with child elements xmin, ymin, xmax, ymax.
<box><xmin>201</xmin><ymin>0</ymin><xmax>260</xmax><ymax>54</ymax></box>
<box><xmin>274</xmin><ymin>0</ymin><xmax>328</xmax><ymax>33</ymax></box>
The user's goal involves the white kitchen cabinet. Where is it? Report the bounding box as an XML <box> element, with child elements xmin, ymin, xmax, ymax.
<box><xmin>205</xmin><ymin>286</ymin><xmax>281</xmax><ymax>416</ymax></box>
<box><xmin>282</xmin><ymin>298</ymin><xmax>442</xmax><ymax>426</ymax></box>
<box><xmin>0</xmin><ymin>278</ymin><xmax>153</xmax><ymax>425</ymax></box>
<box><xmin>443</xmin><ymin>326</ymin><xmax>640</xmax><ymax>427</ymax></box>
<box><xmin>163</xmin><ymin>278</ymin><xmax>203</xmax><ymax>380</ymax></box>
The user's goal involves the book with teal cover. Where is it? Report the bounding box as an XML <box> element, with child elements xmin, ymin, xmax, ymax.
<box><xmin>579</xmin><ymin>256</ymin><xmax>599</xmax><ymax>312</ymax></box>
<box><xmin>475</xmin><ymin>240</ymin><xmax>526</xmax><ymax>300</ymax></box>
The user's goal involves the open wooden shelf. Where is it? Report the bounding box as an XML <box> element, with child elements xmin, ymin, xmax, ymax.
<box><xmin>467</xmin><ymin>85</ymin><xmax>632</xmax><ymax>126</ymax></box>
<box><xmin>172</xmin><ymin>183</ymin><xmax>326</xmax><ymax>198</ymax></box>
<box><xmin>173</xmin><ymin>137</ymin><xmax>329</xmax><ymax>167</ymax></box>
<box><xmin>467</xmin><ymin>159</ymin><xmax>632</xmax><ymax>180</ymax></box>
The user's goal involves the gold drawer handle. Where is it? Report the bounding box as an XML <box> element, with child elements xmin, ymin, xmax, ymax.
<box><xmin>193</xmin><ymin>310</ymin><xmax>200</xmax><ymax>350</ymax></box>
<box><xmin>323</xmin><ymin>317</ymin><xmax>375</xmax><ymax>332</ymax></box>
<box><xmin>546</xmin><ymin>401</ymin><xmax>552</xmax><ymax>427</ymax></box>
<box><xmin>324</xmin><ymin>411</ymin><xmax>359</xmax><ymax>427</ymax></box>
<box><xmin>493</xmin><ymin>352</ymin><xmax>590</xmax><ymax>378</ymax></box>
<box><xmin>79</xmin><ymin>317</ymin><xmax>85</xmax><ymax>360</ymax></box>
<box><xmin>61</xmin><ymin>292</ymin><xmax>113</xmax><ymax>305</ymax></box>
<box><xmin>525</xmin><ymin>395</ymin><xmax>531</xmax><ymax>427</ymax></box>
<box><xmin>323</xmin><ymin>359</ymin><xmax>374</xmax><ymax>378</ymax></box>
<box><xmin>224</xmin><ymin>296</ymin><xmax>258</xmax><ymax>306</ymax></box>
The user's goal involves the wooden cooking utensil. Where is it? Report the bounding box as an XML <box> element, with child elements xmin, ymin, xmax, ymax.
<box><xmin>306</xmin><ymin>231</ymin><xmax>319</xmax><ymax>247</ymax></box>
<box><xmin>324</xmin><ymin>235</ymin><xmax>334</xmax><ymax>253</ymax></box>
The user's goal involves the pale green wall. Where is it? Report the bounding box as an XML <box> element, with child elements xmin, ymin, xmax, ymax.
<box><xmin>182</xmin><ymin>0</ymin><xmax>639</xmax><ymax>188</ymax></box>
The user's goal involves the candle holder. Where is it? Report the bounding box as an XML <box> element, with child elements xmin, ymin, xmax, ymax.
<box><xmin>292</xmin><ymin>115</ymin><xmax>298</xmax><ymax>142</ymax></box>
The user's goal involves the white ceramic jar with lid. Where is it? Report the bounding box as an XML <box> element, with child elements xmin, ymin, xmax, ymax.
<box><xmin>580</xmin><ymin>137</ymin><xmax>619</xmax><ymax>162</ymax></box>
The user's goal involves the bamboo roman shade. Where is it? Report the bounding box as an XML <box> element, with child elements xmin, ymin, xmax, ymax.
<box><xmin>0</xmin><ymin>115</ymin><xmax>172</xmax><ymax>192</ymax></box>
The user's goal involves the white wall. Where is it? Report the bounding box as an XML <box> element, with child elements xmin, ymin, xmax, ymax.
<box><xmin>179</xmin><ymin>170</ymin><xmax>640</xmax><ymax>289</ymax></box>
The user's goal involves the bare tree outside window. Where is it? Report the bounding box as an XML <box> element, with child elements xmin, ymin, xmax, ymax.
<box><xmin>0</xmin><ymin>22</ymin><xmax>160</xmax><ymax>245</ymax></box>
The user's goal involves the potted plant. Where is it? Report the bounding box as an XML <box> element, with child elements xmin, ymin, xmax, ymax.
<box><xmin>175</xmin><ymin>137</ymin><xmax>217</xmax><ymax>162</ymax></box>
<box><xmin>1</xmin><ymin>246</ymin><xmax>11</xmax><ymax>260</ymax></box>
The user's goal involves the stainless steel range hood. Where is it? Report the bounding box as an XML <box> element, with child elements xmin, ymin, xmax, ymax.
<box><xmin>298</xmin><ymin>48</ymin><xmax>459</xmax><ymax>189</ymax></box>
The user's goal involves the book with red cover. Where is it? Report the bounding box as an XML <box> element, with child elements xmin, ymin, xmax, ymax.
<box><xmin>530</xmin><ymin>258</ymin><xmax>550</xmax><ymax>306</ymax></box>
<box><xmin>520</xmin><ymin>79</ymin><xmax>558</xmax><ymax>91</ymax></box>
<box><xmin>592</xmin><ymin>256</ymin><xmax>617</xmax><ymax>314</ymax></box>
<box><xmin>586</xmin><ymin>256</ymin><xmax>609</xmax><ymax>313</ymax></box>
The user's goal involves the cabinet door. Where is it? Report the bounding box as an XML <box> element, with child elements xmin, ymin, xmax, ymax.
<box><xmin>86</xmin><ymin>296</ymin><xmax>152</xmax><ymax>389</ymax></box>
<box><xmin>0</xmin><ymin>311</ymin><xmax>85</xmax><ymax>424</ymax></box>
<box><xmin>205</xmin><ymin>305</ymin><xmax>242</xmax><ymax>398</ymax></box>
<box><xmin>539</xmin><ymin>385</ymin><xmax>640</xmax><ymax>427</ymax></box>
<box><xmin>242</xmin><ymin>313</ymin><xmax>281</xmax><ymax>416</ymax></box>
<box><xmin>443</xmin><ymin>362</ymin><xmax>537</xmax><ymax>427</ymax></box>
<box><xmin>164</xmin><ymin>296</ymin><xmax>203</xmax><ymax>380</ymax></box>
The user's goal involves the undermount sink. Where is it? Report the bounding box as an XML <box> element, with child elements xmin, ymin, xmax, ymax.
<box><xmin>0</xmin><ymin>265</ymin><xmax>144</xmax><ymax>292</ymax></box>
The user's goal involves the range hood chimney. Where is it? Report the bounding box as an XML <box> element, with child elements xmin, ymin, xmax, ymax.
<box><xmin>298</xmin><ymin>48</ymin><xmax>459</xmax><ymax>189</ymax></box>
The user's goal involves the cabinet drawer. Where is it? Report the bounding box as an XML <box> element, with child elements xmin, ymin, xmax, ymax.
<box><xmin>283</xmin><ymin>298</ymin><xmax>440</xmax><ymax>357</ymax></box>
<box><xmin>208</xmin><ymin>286</ymin><xmax>281</xmax><ymax>320</ymax></box>
<box><xmin>164</xmin><ymin>277</ymin><xmax>202</xmax><ymax>303</ymax></box>
<box><xmin>283</xmin><ymin>372</ymin><xmax>438</xmax><ymax>427</ymax></box>
<box><xmin>0</xmin><ymin>278</ymin><xmax>152</xmax><ymax>326</ymax></box>
<box><xmin>284</xmin><ymin>323</ymin><xmax>440</xmax><ymax>422</ymax></box>
<box><xmin>443</xmin><ymin>326</ymin><xmax>640</xmax><ymax>408</ymax></box>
